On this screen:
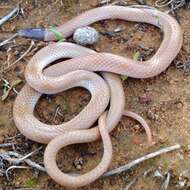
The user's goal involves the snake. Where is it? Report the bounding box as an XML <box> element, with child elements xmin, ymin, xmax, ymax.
<box><xmin>13</xmin><ymin>5</ymin><xmax>183</xmax><ymax>188</ymax></box>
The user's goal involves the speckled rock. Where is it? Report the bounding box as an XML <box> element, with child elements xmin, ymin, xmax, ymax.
<box><xmin>73</xmin><ymin>26</ymin><xmax>99</xmax><ymax>45</ymax></box>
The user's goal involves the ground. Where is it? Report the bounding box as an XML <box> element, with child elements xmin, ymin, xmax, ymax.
<box><xmin>0</xmin><ymin>0</ymin><xmax>190</xmax><ymax>189</ymax></box>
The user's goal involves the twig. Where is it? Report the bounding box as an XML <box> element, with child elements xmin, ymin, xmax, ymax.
<box><xmin>9</xmin><ymin>146</ymin><xmax>43</xmax><ymax>163</ymax></box>
<box><xmin>135</xmin><ymin>0</ymin><xmax>147</xmax><ymax>5</ymax></box>
<box><xmin>100</xmin><ymin>0</ymin><xmax>111</xmax><ymax>5</ymax></box>
<box><xmin>161</xmin><ymin>172</ymin><xmax>171</xmax><ymax>190</ymax></box>
<box><xmin>53</xmin><ymin>106</ymin><xmax>63</xmax><ymax>121</ymax></box>
<box><xmin>103</xmin><ymin>144</ymin><xmax>181</xmax><ymax>177</ymax></box>
<box><xmin>155</xmin><ymin>0</ymin><xmax>186</xmax><ymax>13</ymax></box>
<box><xmin>0</xmin><ymin>33</ymin><xmax>18</xmax><ymax>48</ymax></box>
<box><xmin>53</xmin><ymin>106</ymin><xmax>60</xmax><ymax>121</ymax></box>
<box><xmin>7</xmin><ymin>148</ymin><xmax>46</xmax><ymax>172</ymax></box>
<box><xmin>5</xmin><ymin>133</ymin><xmax>22</xmax><ymax>140</ymax></box>
<box><xmin>124</xmin><ymin>177</ymin><xmax>138</xmax><ymax>190</ymax></box>
<box><xmin>1</xmin><ymin>78</ymin><xmax>22</xmax><ymax>101</ymax></box>
<box><xmin>0</xmin><ymin>151</ymin><xmax>25</xmax><ymax>165</ymax></box>
<box><xmin>166</xmin><ymin>0</ymin><xmax>186</xmax><ymax>14</ymax></box>
<box><xmin>124</xmin><ymin>169</ymin><xmax>152</xmax><ymax>190</ymax></box>
<box><xmin>5</xmin><ymin>165</ymin><xmax>29</xmax><ymax>181</ymax></box>
<box><xmin>155</xmin><ymin>0</ymin><xmax>173</xmax><ymax>7</ymax></box>
<box><xmin>175</xmin><ymin>59</ymin><xmax>190</xmax><ymax>72</ymax></box>
<box><xmin>128</xmin><ymin>4</ymin><xmax>156</xmax><ymax>9</ymax></box>
<box><xmin>0</xmin><ymin>40</ymin><xmax>34</xmax><ymax>74</ymax></box>
<box><xmin>111</xmin><ymin>0</ymin><xmax>128</xmax><ymax>6</ymax></box>
<box><xmin>24</xmin><ymin>158</ymin><xmax>46</xmax><ymax>172</ymax></box>
<box><xmin>0</xmin><ymin>5</ymin><xmax>20</xmax><ymax>27</ymax></box>
<box><xmin>0</xmin><ymin>143</ymin><xmax>14</xmax><ymax>148</ymax></box>
<box><xmin>0</xmin><ymin>147</ymin><xmax>46</xmax><ymax>172</ymax></box>
<box><xmin>2</xmin><ymin>78</ymin><xmax>19</xmax><ymax>93</ymax></box>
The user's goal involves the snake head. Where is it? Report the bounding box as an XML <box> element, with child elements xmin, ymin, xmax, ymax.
<box><xmin>17</xmin><ymin>28</ymin><xmax>45</xmax><ymax>40</ymax></box>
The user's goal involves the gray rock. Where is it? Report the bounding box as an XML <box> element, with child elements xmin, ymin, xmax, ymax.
<box><xmin>73</xmin><ymin>26</ymin><xmax>99</xmax><ymax>45</ymax></box>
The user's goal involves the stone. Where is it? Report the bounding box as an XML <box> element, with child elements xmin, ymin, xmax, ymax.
<box><xmin>73</xmin><ymin>26</ymin><xmax>99</xmax><ymax>45</ymax></box>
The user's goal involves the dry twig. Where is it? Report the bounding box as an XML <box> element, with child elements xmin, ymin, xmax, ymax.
<box><xmin>0</xmin><ymin>33</ymin><xmax>18</xmax><ymax>48</ymax></box>
<box><xmin>5</xmin><ymin>165</ymin><xmax>29</xmax><ymax>181</ymax></box>
<box><xmin>0</xmin><ymin>146</ymin><xmax>46</xmax><ymax>180</ymax></box>
<box><xmin>103</xmin><ymin>144</ymin><xmax>181</xmax><ymax>177</ymax></box>
<box><xmin>0</xmin><ymin>5</ymin><xmax>20</xmax><ymax>27</ymax></box>
<box><xmin>0</xmin><ymin>40</ymin><xmax>34</xmax><ymax>74</ymax></box>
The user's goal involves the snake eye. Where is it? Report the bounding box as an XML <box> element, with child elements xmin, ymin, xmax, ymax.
<box><xmin>18</xmin><ymin>28</ymin><xmax>45</xmax><ymax>40</ymax></box>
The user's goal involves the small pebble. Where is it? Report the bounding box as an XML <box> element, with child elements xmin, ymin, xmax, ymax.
<box><xmin>73</xmin><ymin>157</ymin><xmax>83</xmax><ymax>170</ymax></box>
<box><xmin>73</xmin><ymin>26</ymin><xmax>99</xmax><ymax>45</ymax></box>
<box><xmin>76</xmin><ymin>164</ymin><xmax>82</xmax><ymax>170</ymax></box>
<box><xmin>133</xmin><ymin>124</ymin><xmax>141</xmax><ymax>131</ymax></box>
<box><xmin>176</xmin><ymin>178</ymin><xmax>187</xmax><ymax>189</ymax></box>
<box><xmin>147</xmin><ymin>110</ymin><xmax>159</xmax><ymax>121</ymax></box>
<box><xmin>114</xmin><ymin>27</ymin><xmax>123</xmax><ymax>33</ymax></box>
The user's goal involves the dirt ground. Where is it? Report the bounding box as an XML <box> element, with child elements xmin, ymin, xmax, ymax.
<box><xmin>0</xmin><ymin>0</ymin><xmax>190</xmax><ymax>189</ymax></box>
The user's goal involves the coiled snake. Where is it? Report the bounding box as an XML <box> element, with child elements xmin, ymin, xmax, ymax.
<box><xmin>13</xmin><ymin>6</ymin><xmax>183</xmax><ymax>188</ymax></box>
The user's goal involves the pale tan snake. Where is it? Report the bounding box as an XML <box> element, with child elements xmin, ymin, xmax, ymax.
<box><xmin>13</xmin><ymin>6</ymin><xmax>183</xmax><ymax>188</ymax></box>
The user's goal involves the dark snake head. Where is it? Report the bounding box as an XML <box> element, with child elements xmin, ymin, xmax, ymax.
<box><xmin>17</xmin><ymin>28</ymin><xmax>45</xmax><ymax>40</ymax></box>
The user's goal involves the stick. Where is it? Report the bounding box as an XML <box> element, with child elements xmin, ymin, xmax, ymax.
<box><xmin>6</xmin><ymin>152</ymin><xmax>46</xmax><ymax>172</ymax></box>
<box><xmin>0</xmin><ymin>40</ymin><xmax>34</xmax><ymax>74</ymax></box>
<box><xmin>0</xmin><ymin>148</ymin><xmax>46</xmax><ymax>172</ymax></box>
<box><xmin>0</xmin><ymin>5</ymin><xmax>20</xmax><ymax>27</ymax></box>
<box><xmin>124</xmin><ymin>176</ymin><xmax>138</xmax><ymax>190</ymax></box>
<box><xmin>0</xmin><ymin>143</ymin><xmax>14</xmax><ymax>148</ymax></box>
<box><xmin>0</xmin><ymin>33</ymin><xmax>18</xmax><ymax>47</ymax></box>
<box><xmin>103</xmin><ymin>144</ymin><xmax>181</xmax><ymax>177</ymax></box>
<box><xmin>135</xmin><ymin>0</ymin><xmax>147</xmax><ymax>5</ymax></box>
<box><xmin>5</xmin><ymin>165</ymin><xmax>29</xmax><ymax>181</ymax></box>
<box><xmin>8</xmin><ymin>148</ymin><xmax>46</xmax><ymax>172</ymax></box>
<box><xmin>161</xmin><ymin>172</ymin><xmax>171</xmax><ymax>190</ymax></box>
<box><xmin>15</xmin><ymin>146</ymin><xmax>43</xmax><ymax>162</ymax></box>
